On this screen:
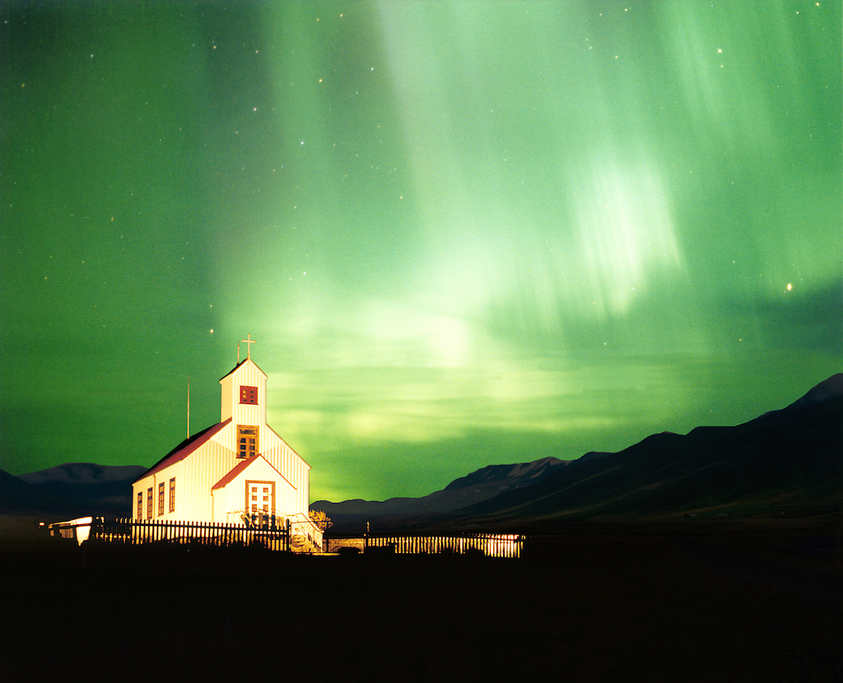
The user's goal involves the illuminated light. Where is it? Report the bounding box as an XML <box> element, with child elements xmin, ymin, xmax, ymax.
<box><xmin>363</xmin><ymin>533</ymin><xmax>523</xmax><ymax>558</ymax></box>
<box><xmin>786</xmin><ymin>283</ymin><xmax>792</xmax><ymax>291</ymax></box>
<box><xmin>49</xmin><ymin>517</ymin><xmax>93</xmax><ymax>546</ymax></box>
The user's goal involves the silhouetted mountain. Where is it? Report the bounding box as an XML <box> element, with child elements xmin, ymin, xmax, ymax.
<box><xmin>1</xmin><ymin>463</ymin><xmax>143</xmax><ymax>518</ymax></box>
<box><xmin>0</xmin><ymin>467</ymin><xmax>84</xmax><ymax>517</ymax></box>
<box><xmin>18</xmin><ymin>462</ymin><xmax>146</xmax><ymax>486</ymax></box>
<box><xmin>461</xmin><ymin>374</ymin><xmax>842</xmax><ymax>523</ymax></box>
<box><xmin>444</xmin><ymin>456</ymin><xmax>567</xmax><ymax>491</ymax></box>
<box><xmin>315</xmin><ymin>374</ymin><xmax>842</xmax><ymax>532</ymax></box>
<box><xmin>784</xmin><ymin>372</ymin><xmax>843</xmax><ymax>411</ymax></box>
<box><xmin>312</xmin><ymin>457</ymin><xmax>567</xmax><ymax>531</ymax></box>
<box><xmin>0</xmin><ymin>468</ymin><xmax>36</xmax><ymax>505</ymax></box>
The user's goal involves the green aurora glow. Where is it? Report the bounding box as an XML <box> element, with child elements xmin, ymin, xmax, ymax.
<box><xmin>1</xmin><ymin>1</ymin><xmax>840</xmax><ymax>503</ymax></box>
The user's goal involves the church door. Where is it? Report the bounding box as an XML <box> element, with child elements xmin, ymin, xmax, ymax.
<box><xmin>246</xmin><ymin>480</ymin><xmax>275</xmax><ymax>524</ymax></box>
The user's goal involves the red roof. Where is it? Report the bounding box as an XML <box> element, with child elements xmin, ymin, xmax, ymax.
<box><xmin>211</xmin><ymin>454</ymin><xmax>295</xmax><ymax>491</ymax></box>
<box><xmin>134</xmin><ymin>418</ymin><xmax>232</xmax><ymax>483</ymax></box>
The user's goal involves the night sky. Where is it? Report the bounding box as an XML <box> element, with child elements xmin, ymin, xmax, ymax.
<box><xmin>1</xmin><ymin>1</ymin><xmax>840</xmax><ymax>503</ymax></box>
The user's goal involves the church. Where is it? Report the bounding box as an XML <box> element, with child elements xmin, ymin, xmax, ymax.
<box><xmin>132</xmin><ymin>336</ymin><xmax>315</xmax><ymax>540</ymax></box>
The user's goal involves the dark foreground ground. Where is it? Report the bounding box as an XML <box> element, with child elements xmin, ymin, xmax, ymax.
<box><xmin>1</xmin><ymin>516</ymin><xmax>840</xmax><ymax>682</ymax></box>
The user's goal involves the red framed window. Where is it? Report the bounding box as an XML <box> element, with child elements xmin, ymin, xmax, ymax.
<box><xmin>240</xmin><ymin>385</ymin><xmax>258</xmax><ymax>404</ymax></box>
<box><xmin>158</xmin><ymin>482</ymin><xmax>165</xmax><ymax>516</ymax></box>
<box><xmin>146</xmin><ymin>487</ymin><xmax>153</xmax><ymax>519</ymax></box>
<box><xmin>169</xmin><ymin>477</ymin><xmax>176</xmax><ymax>513</ymax></box>
<box><xmin>137</xmin><ymin>491</ymin><xmax>143</xmax><ymax>520</ymax></box>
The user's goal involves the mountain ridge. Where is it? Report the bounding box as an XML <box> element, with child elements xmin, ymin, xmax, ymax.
<box><xmin>312</xmin><ymin>456</ymin><xmax>568</xmax><ymax>520</ymax></box>
<box><xmin>0</xmin><ymin>463</ymin><xmax>144</xmax><ymax>517</ymax></box>
<box><xmin>451</xmin><ymin>374</ymin><xmax>842</xmax><ymax>525</ymax></box>
<box><xmin>312</xmin><ymin>374</ymin><xmax>842</xmax><ymax>532</ymax></box>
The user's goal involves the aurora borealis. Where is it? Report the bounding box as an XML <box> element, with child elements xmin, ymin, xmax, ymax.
<box><xmin>1</xmin><ymin>1</ymin><xmax>840</xmax><ymax>503</ymax></box>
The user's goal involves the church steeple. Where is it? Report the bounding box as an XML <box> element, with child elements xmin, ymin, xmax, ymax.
<box><xmin>219</xmin><ymin>338</ymin><xmax>268</xmax><ymax>429</ymax></box>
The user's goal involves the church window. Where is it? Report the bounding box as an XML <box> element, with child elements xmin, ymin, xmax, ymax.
<box><xmin>237</xmin><ymin>425</ymin><xmax>258</xmax><ymax>459</ymax></box>
<box><xmin>158</xmin><ymin>482</ymin><xmax>165</xmax><ymax>516</ymax></box>
<box><xmin>169</xmin><ymin>478</ymin><xmax>176</xmax><ymax>512</ymax></box>
<box><xmin>137</xmin><ymin>492</ymin><xmax>143</xmax><ymax>520</ymax></box>
<box><xmin>240</xmin><ymin>385</ymin><xmax>258</xmax><ymax>404</ymax></box>
<box><xmin>147</xmin><ymin>487</ymin><xmax>153</xmax><ymax>519</ymax></box>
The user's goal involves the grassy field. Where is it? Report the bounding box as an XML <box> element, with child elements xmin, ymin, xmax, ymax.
<box><xmin>1</xmin><ymin>515</ymin><xmax>840</xmax><ymax>682</ymax></box>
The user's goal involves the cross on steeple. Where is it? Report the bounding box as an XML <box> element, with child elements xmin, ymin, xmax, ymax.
<box><xmin>240</xmin><ymin>333</ymin><xmax>257</xmax><ymax>361</ymax></box>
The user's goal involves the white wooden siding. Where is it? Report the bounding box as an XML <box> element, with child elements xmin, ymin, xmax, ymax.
<box><xmin>220</xmin><ymin>360</ymin><xmax>267</xmax><ymax>426</ymax></box>
<box><xmin>211</xmin><ymin>456</ymin><xmax>298</xmax><ymax>522</ymax></box>
<box><xmin>220</xmin><ymin>375</ymin><xmax>233</xmax><ymax>422</ymax></box>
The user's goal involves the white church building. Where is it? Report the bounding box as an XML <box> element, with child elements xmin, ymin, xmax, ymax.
<box><xmin>132</xmin><ymin>338</ymin><xmax>317</xmax><ymax>544</ymax></box>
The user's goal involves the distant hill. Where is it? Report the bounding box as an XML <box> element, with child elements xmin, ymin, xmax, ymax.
<box><xmin>462</xmin><ymin>373</ymin><xmax>842</xmax><ymax>524</ymax></box>
<box><xmin>312</xmin><ymin>457</ymin><xmax>567</xmax><ymax>531</ymax></box>
<box><xmin>1</xmin><ymin>463</ymin><xmax>144</xmax><ymax>518</ymax></box>
<box><xmin>0</xmin><ymin>468</ymin><xmax>39</xmax><ymax>509</ymax></box>
<box><xmin>313</xmin><ymin>374</ymin><xmax>843</xmax><ymax>532</ymax></box>
<box><xmin>18</xmin><ymin>462</ymin><xmax>146</xmax><ymax>486</ymax></box>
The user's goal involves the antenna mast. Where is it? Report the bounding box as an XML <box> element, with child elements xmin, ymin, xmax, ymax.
<box><xmin>187</xmin><ymin>375</ymin><xmax>190</xmax><ymax>439</ymax></box>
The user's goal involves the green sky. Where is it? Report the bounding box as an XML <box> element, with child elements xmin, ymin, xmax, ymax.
<box><xmin>1</xmin><ymin>1</ymin><xmax>840</xmax><ymax>503</ymax></box>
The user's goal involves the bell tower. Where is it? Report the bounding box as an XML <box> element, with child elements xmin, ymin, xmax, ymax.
<box><xmin>219</xmin><ymin>336</ymin><xmax>268</xmax><ymax>443</ymax></box>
